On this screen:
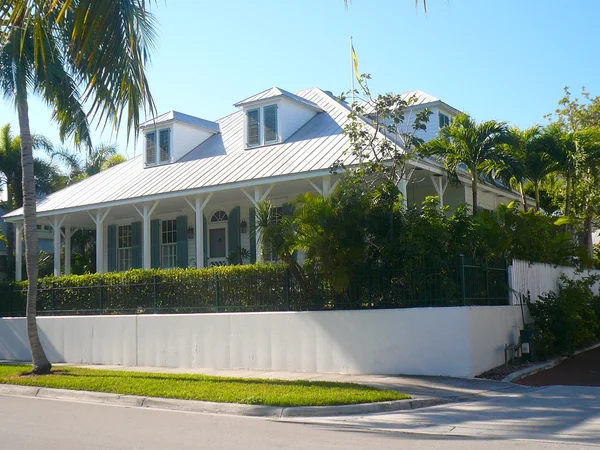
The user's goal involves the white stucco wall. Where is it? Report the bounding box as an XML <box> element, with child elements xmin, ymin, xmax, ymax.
<box><xmin>0</xmin><ymin>306</ymin><xmax>523</xmax><ymax>377</ymax></box>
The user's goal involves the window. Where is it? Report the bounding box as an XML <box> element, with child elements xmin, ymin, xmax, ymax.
<box><xmin>264</xmin><ymin>105</ymin><xmax>278</xmax><ymax>143</ymax></box>
<box><xmin>210</xmin><ymin>210</ymin><xmax>228</xmax><ymax>222</ymax></box>
<box><xmin>161</xmin><ymin>219</ymin><xmax>177</xmax><ymax>269</ymax></box>
<box><xmin>247</xmin><ymin>109</ymin><xmax>260</xmax><ymax>147</ymax></box>
<box><xmin>36</xmin><ymin>225</ymin><xmax>52</xmax><ymax>232</ymax></box>
<box><xmin>246</xmin><ymin>105</ymin><xmax>279</xmax><ymax>147</ymax></box>
<box><xmin>159</xmin><ymin>129</ymin><xmax>171</xmax><ymax>162</ymax></box>
<box><xmin>145</xmin><ymin>132</ymin><xmax>156</xmax><ymax>164</ymax></box>
<box><xmin>118</xmin><ymin>225</ymin><xmax>132</xmax><ymax>271</ymax></box>
<box><xmin>439</xmin><ymin>112</ymin><xmax>451</xmax><ymax>129</ymax></box>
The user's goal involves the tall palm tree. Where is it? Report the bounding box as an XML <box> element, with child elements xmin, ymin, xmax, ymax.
<box><xmin>420</xmin><ymin>114</ymin><xmax>511</xmax><ymax>214</ymax></box>
<box><xmin>0</xmin><ymin>1</ymin><xmax>156</xmax><ymax>374</ymax></box>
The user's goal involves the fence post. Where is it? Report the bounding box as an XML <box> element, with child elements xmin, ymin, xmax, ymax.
<box><xmin>459</xmin><ymin>254</ymin><xmax>466</xmax><ymax>306</ymax></box>
<box><xmin>8</xmin><ymin>284</ymin><xmax>13</xmax><ymax>317</ymax></box>
<box><xmin>98</xmin><ymin>279</ymin><xmax>104</xmax><ymax>314</ymax></box>
<box><xmin>485</xmin><ymin>262</ymin><xmax>490</xmax><ymax>306</ymax></box>
<box><xmin>51</xmin><ymin>282</ymin><xmax>56</xmax><ymax>316</ymax></box>
<box><xmin>215</xmin><ymin>273</ymin><xmax>220</xmax><ymax>313</ymax></box>
<box><xmin>152</xmin><ymin>275</ymin><xmax>158</xmax><ymax>314</ymax></box>
<box><xmin>285</xmin><ymin>269</ymin><xmax>290</xmax><ymax>310</ymax></box>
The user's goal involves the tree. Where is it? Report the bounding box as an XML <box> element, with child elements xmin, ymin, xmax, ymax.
<box><xmin>50</xmin><ymin>144</ymin><xmax>123</xmax><ymax>185</ymax></box>
<box><xmin>0</xmin><ymin>1</ymin><xmax>156</xmax><ymax>374</ymax></box>
<box><xmin>420</xmin><ymin>114</ymin><xmax>512</xmax><ymax>214</ymax></box>
<box><xmin>0</xmin><ymin>124</ymin><xmax>62</xmax><ymax>280</ymax></box>
<box><xmin>495</xmin><ymin>126</ymin><xmax>559</xmax><ymax>212</ymax></box>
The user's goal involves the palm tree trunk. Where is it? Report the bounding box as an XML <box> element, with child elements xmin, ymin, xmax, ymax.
<box><xmin>519</xmin><ymin>183</ymin><xmax>528</xmax><ymax>212</ymax></box>
<box><xmin>565</xmin><ymin>172</ymin><xmax>572</xmax><ymax>216</ymax></box>
<box><xmin>471</xmin><ymin>175</ymin><xmax>478</xmax><ymax>215</ymax></box>
<box><xmin>534</xmin><ymin>181</ymin><xmax>541</xmax><ymax>212</ymax></box>
<box><xmin>17</xmin><ymin>94</ymin><xmax>52</xmax><ymax>375</ymax></box>
<box><xmin>583</xmin><ymin>214</ymin><xmax>594</xmax><ymax>265</ymax></box>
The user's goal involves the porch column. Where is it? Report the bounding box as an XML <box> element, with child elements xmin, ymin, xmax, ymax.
<box><xmin>185</xmin><ymin>194</ymin><xmax>213</xmax><ymax>269</ymax></box>
<box><xmin>62</xmin><ymin>225</ymin><xmax>73</xmax><ymax>276</ymax></box>
<box><xmin>430</xmin><ymin>174</ymin><xmax>448</xmax><ymax>209</ymax></box>
<box><xmin>88</xmin><ymin>208</ymin><xmax>111</xmax><ymax>273</ymax></box>
<box><xmin>322</xmin><ymin>175</ymin><xmax>331</xmax><ymax>197</ymax></box>
<box><xmin>51</xmin><ymin>215</ymin><xmax>66</xmax><ymax>277</ymax></box>
<box><xmin>134</xmin><ymin>201</ymin><xmax>159</xmax><ymax>269</ymax></box>
<box><xmin>241</xmin><ymin>184</ymin><xmax>274</xmax><ymax>263</ymax></box>
<box><xmin>15</xmin><ymin>222</ymin><xmax>23</xmax><ymax>281</ymax></box>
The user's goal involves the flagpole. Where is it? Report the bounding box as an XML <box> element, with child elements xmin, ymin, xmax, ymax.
<box><xmin>350</xmin><ymin>36</ymin><xmax>355</xmax><ymax>106</ymax></box>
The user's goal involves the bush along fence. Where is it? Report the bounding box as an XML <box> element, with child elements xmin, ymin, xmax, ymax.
<box><xmin>0</xmin><ymin>258</ymin><xmax>509</xmax><ymax>317</ymax></box>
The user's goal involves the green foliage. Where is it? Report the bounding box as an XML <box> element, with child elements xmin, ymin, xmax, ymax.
<box><xmin>528</xmin><ymin>275</ymin><xmax>600</xmax><ymax>359</ymax></box>
<box><xmin>4</xmin><ymin>264</ymin><xmax>310</xmax><ymax>315</ymax></box>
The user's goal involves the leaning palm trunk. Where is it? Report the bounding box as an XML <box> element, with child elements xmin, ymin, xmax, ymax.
<box><xmin>519</xmin><ymin>184</ymin><xmax>528</xmax><ymax>211</ymax></box>
<box><xmin>17</xmin><ymin>95</ymin><xmax>51</xmax><ymax>374</ymax></box>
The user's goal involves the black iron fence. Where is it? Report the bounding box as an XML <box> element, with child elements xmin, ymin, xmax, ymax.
<box><xmin>0</xmin><ymin>258</ymin><xmax>509</xmax><ymax>317</ymax></box>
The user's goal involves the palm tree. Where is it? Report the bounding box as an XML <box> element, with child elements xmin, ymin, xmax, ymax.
<box><xmin>50</xmin><ymin>144</ymin><xmax>122</xmax><ymax>185</ymax></box>
<box><xmin>0</xmin><ymin>1</ymin><xmax>156</xmax><ymax>374</ymax></box>
<box><xmin>1</xmin><ymin>124</ymin><xmax>62</xmax><ymax>280</ymax></box>
<box><xmin>495</xmin><ymin>126</ymin><xmax>559</xmax><ymax>212</ymax></box>
<box><xmin>420</xmin><ymin>114</ymin><xmax>511</xmax><ymax>214</ymax></box>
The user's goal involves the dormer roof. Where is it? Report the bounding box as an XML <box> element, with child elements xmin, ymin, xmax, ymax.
<box><xmin>140</xmin><ymin>110</ymin><xmax>220</xmax><ymax>133</ymax></box>
<box><xmin>234</xmin><ymin>86</ymin><xmax>323</xmax><ymax>112</ymax></box>
<box><xmin>360</xmin><ymin>90</ymin><xmax>461</xmax><ymax>116</ymax></box>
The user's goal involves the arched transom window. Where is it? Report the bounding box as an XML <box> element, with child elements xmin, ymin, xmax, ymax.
<box><xmin>210</xmin><ymin>210</ymin><xmax>228</xmax><ymax>222</ymax></box>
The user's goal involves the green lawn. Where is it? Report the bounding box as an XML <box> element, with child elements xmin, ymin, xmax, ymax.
<box><xmin>0</xmin><ymin>365</ymin><xmax>409</xmax><ymax>407</ymax></box>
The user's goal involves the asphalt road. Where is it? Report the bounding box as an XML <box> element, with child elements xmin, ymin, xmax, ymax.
<box><xmin>0</xmin><ymin>394</ymin><xmax>596</xmax><ymax>449</ymax></box>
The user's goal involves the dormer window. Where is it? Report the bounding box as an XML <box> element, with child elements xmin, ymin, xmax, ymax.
<box><xmin>145</xmin><ymin>128</ymin><xmax>172</xmax><ymax>165</ymax></box>
<box><xmin>439</xmin><ymin>112</ymin><xmax>451</xmax><ymax>129</ymax></box>
<box><xmin>246</xmin><ymin>104</ymin><xmax>279</xmax><ymax>147</ymax></box>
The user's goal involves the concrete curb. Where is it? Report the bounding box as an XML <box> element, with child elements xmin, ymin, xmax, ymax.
<box><xmin>0</xmin><ymin>384</ymin><xmax>449</xmax><ymax>417</ymax></box>
<box><xmin>502</xmin><ymin>341</ymin><xmax>600</xmax><ymax>383</ymax></box>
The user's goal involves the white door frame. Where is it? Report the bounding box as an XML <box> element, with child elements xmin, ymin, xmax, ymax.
<box><xmin>207</xmin><ymin>220</ymin><xmax>228</xmax><ymax>266</ymax></box>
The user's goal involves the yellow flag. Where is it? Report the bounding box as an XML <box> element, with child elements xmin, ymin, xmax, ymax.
<box><xmin>351</xmin><ymin>43</ymin><xmax>362</xmax><ymax>86</ymax></box>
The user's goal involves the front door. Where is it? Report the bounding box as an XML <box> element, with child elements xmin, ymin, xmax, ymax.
<box><xmin>208</xmin><ymin>227</ymin><xmax>227</xmax><ymax>266</ymax></box>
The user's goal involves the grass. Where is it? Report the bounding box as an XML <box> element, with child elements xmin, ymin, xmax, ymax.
<box><xmin>0</xmin><ymin>365</ymin><xmax>409</xmax><ymax>407</ymax></box>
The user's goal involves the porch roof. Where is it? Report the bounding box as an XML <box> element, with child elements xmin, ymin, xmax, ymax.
<box><xmin>3</xmin><ymin>88</ymin><xmax>366</xmax><ymax>220</ymax></box>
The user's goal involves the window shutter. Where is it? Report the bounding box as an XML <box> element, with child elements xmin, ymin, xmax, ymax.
<box><xmin>107</xmin><ymin>224</ymin><xmax>117</xmax><ymax>272</ymax></box>
<box><xmin>438</xmin><ymin>113</ymin><xmax>444</xmax><ymax>129</ymax></box>
<box><xmin>249</xmin><ymin>207</ymin><xmax>256</xmax><ymax>264</ymax></box>
<box><xmin>228</xmin><ymin>206</ymin><xmax>241</xmax><ymax>262</ymax></box>
<box><xmin>247</xmin><ymin>109</ymin><xmax>260</xmax><ymax>146</ymax></box>
<box><xmin>176</xmin><ymin>216</ymin><xmax>188</xmax><ymax>268</ymax></box>
<box><xmin>264</xmin><ymin>105</ymin><xmax>278</xmax><ymax>143</ymax></box>
<box><xmin>159</xmin><ymin>129</ymin><xmax>171</xmax><ymax>162</ymax></box>
<box><xmin>145</xmin><ymin>132</ymin><xmax>156</xmax><ymax>164</ymax></box>
<box><xmin>131</xmin><ymin>221</ymin><xmax>142</xmax><ymax>269</ymax></box>
<box><xmin>150</xmin><ymin>219</ymin><xmax>160</xmax><ymax>268</ymax></box>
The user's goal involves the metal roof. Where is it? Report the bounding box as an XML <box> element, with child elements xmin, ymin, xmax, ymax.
<box><xmin>233</xmin><ymin>86</ymin><xmax>322</xmax><ymax>111</ymax></box>
<box><xmin>359</xmin><ymin>90</ymin><xmax>460</xmax><ymax>115</ymax></box>
<box><xmin>140</xmin><ymin>110</ymin><xmax>220</xmax><ymax>133</ymax></box>
<box><xmin>4</xmin><ymin>88</ymin><xmax>362</xmax><ymax>219</ymax></box>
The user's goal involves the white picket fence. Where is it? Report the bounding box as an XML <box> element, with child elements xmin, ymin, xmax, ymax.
<box><xmin>508</xmin><ymin>259</ymin><xmax>600</xmax><ymax>305</ymax></box>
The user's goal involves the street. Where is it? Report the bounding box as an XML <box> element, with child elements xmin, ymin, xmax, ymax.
<box><xmin>0</xmin><ymin>391</ymin><xmax>598</xmax><ymax>449</ymax></box>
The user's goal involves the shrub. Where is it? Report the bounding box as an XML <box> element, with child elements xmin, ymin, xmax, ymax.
<box><xmin>528</xmin><ymin>275</ymin><xmax>600</xmax><ymax>359</ymax></box>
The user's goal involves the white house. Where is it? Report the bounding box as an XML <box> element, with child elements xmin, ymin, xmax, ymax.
<box><xmin>3</xmin><ymin>86</ymin><xmax>520</xmax><ymax>280</ymax></box>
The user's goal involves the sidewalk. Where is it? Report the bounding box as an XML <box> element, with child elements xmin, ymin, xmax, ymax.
<box><xmin>60</xmin><ymin>363</ymin><xmax>534</xmax><ymax>401</ymax></box>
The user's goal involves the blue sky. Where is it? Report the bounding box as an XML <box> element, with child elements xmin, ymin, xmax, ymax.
<box><xmin>1</xmin><ymin>0</ymin><xmax>598</xmax><ymax>159</ymax></box>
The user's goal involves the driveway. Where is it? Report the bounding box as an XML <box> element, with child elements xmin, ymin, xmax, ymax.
<box><xmin>518</xmin><ymin>345</ymin><xmax>600</xmax><ymax>387</ymax></box>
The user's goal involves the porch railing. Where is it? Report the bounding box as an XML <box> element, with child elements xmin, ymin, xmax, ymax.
<box><xmin>0</xmin><ymin>258</ymin><xmax>509</xmax><ymax>317</ymax></box>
